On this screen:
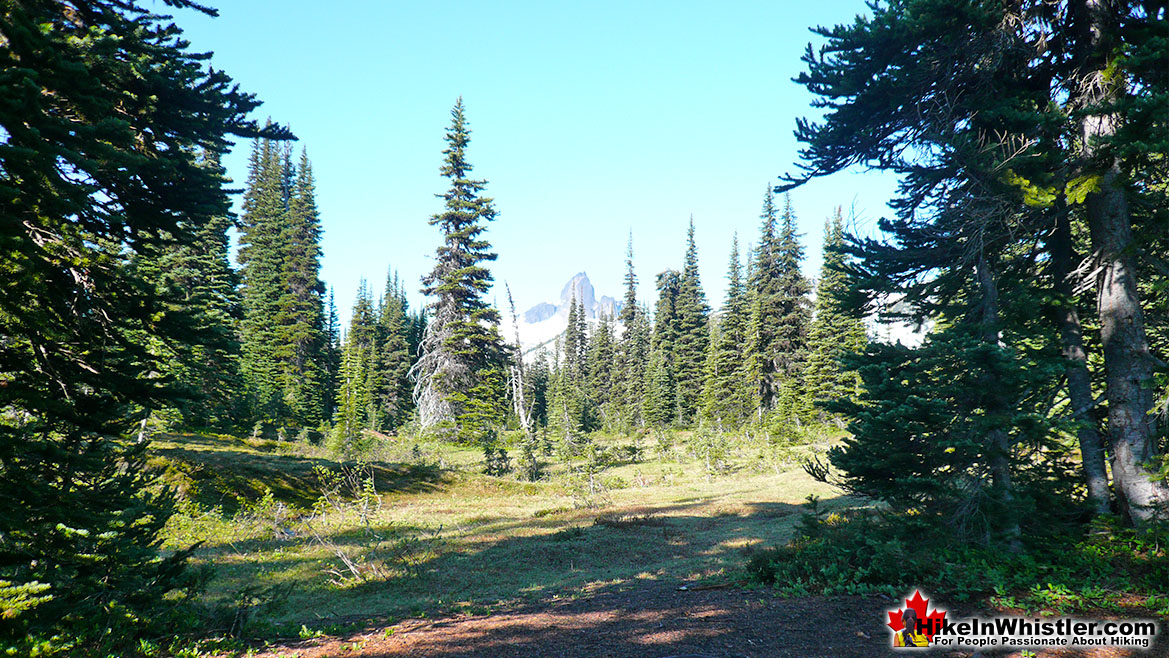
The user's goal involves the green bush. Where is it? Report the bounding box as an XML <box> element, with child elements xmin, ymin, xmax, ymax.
<box><xmin>745</xmin><ymin>498</ymin><xmax>1169</xmax><ymax>612</ymax></box>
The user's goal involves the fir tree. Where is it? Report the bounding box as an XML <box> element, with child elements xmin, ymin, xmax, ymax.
<box><xmin>701</xmin><ymin>235</ymin><xmax>752</xmax><ymax>430</ymax></box>
<box><xmin>329</xmin><ymin>280</ymin><xmax>381</xmax><ymax>442</ymax></box>
<box><xmin>525</xmin><ymin>351</ymin><xmax>551</xmax><ymax>429</ymax></box>
<box><xmin>746</xmin><ymin>186</ymin><xmax>784</xmax><ymax>412</ymax></box>
<box><xmin>617</xmin><ymin>306</ymin><xmax>653</xmax><ymax>429</ymax></box>
<box><xmin>238</xmin><ymin>135</ymin><xmax>289</xmax><ymax>423</ymax></box>
<box><xmin>412</xmin><ymin>99</ymin><xmax>506</xmax><ymax>430</ymax></box>
<box><xmin>322</xmin><ymin>288</ymin><xmax>342</xmax><ymax>422</ymax></box>
<box><xmin>585</xmin><ymin>314</ymin><xmax>616</xmax><ymax>428</ymax></box>
<box><xmin>277</xmin><ymin>149</ymin><xmax>328</xmax><ymax>427</ymax></box>
<box><xmin>0</xmin><ymin>0</ymin><xmax>284</xmax><ymax>647</ymax></box>
<box><xmin>376</xmin><ymin>271</ymin><xmax>415</xmax><ymax>430</ymax></box>
<box><xmin>802</xmin><ymin>208</ymin><xmax>867</xmax><ymax>416</ymax></box>
<box><xmin>652</xmin><ymin>269</ymin><xmax>682</xmax><ymax>366</ymax></box>
<box><xmin>618</xmin><ymin>232</ymin><xmax>639</xmax><ymax>331</ymax></box>
<box><xmin>134</xmin><ymin>150</ymin><xmax>244</xmax><ymax>429</ymax></box>
<box><xmin>563</xmin><ymin>293</ymin><xmax>587</xmax><ymax>384</ymax></box>
<box><xmin>612</xmin><ymin>235</ymin><xmax>648</xmax><ymax>430</ymax></box>
<box><xmin>643</xmin><ymin>345</ymin><xmax>676</xmax><ymax>428</ymax></box>
<box><xmin>673</xmin><ymin>218</ymin><xmax>711</xmax><ymax>425</ymax></box>
<box><xmin>331</xmin><ymin>336</ymin><xmax>373</xmax><ymax>456</ymax></box>
<box><xmin>773</xmin><ymin>194</ymin><xmax>812</xmax><ymax>382</ymax></box>
<box><xmin>547</xmin><ymin>339</ymin><xmax>585</xmax><ymax>448</ymax></box>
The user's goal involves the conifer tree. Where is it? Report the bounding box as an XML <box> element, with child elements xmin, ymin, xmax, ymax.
<box><xmin>652</xmin><ymin>270</ymin><xmax>682</xmax><ymax>365</ymax></box>
<box><xmin>331</xmin><ymin>337</ymin><xmax>373</xmax><ymax>455</ymax></box>
<box><xmin>322</xmin><ymin>288</ymin><xmax>342</xmax><ymax>421</ymax></box>
<box><xmin>746</xmin><ymin>187</ymin><xmax>785</xmax><ymax>412</ymax></box>
<box><xmin>376</xmin><ymin>272</ymin><xmax>415</xmax><ymax>430</ymax></box>
<box><xmin>278</xmin><ymin>149</ymin><xmax>328</xmax><ymax>427</ymax></box>
<box><xmin>781</xmin><ymin>0</ymin><xmax>1129</xmax><ymax>538</ymax></box>
<box><xmin>612</xmin><ymin>237</ymin><xmax>650</xmax><ymax>430</ymax></box>
<box><xmin>412</xmin><ymin>99</ymin><xmax>506</xmax><ymax>430</ymax></box>
<box><xmin>673</xmin><ymin>218</ymin><xmax>711</xmax><ymax>425</ymax></box>
<box><xmin>238</xmin><ymin>136</ymin><xmax>289</xmax><ymax>422</ymax></box>
<box><xmin>585</xmin><ymin>314</ymin><xmax>616</xmax><ymax>428</ymax></box>
<box><xmin>701</xmin><ymin>235</ymin><xmax>753</xmax><ymax>430</ymax></box>
<box><xmin>0</xmin><ymin>0</ymin><xmax>284</xmax><ymax>647</ymax></box>
<box><xmin>547</xmin><ymin>339</ymin><xmax>585</xmax><ymax>447</ymax></box>
<box><xmin>134</xmin><ymin>151</ymin><xmax>244</xmax><ymax>429</ymax></box>
<box><xmin>563</xmin><ymin>293</ymin><xmax>587</xmax><ymax>384</ymax></box>
<box><xmin>618</xmin><ymin>308</ymin><xmax>653</xmax><ymax>429</ymax></box>
<box><xmin>802</xmin><ymin>208</ymin><xmax>867</xmax><ymax>416</ymax></box>
<box><xmin>332</xmin><ymin>281</ymin><xmax>378</xmax><ymax>447</ymax></box>
<box><xmin>525</xmin><ymin>351</ymin><xmax>551</xmax><ymax>429</ymax></box>
<box><xmin>643</xmin><ymin>345</ymin><xmax>676</xmax><ymax>428</ymax></box>
<box><xmin>773</xmin><ymin>195</ymin><xmax>813</xmax><ymax>382</ymax></box>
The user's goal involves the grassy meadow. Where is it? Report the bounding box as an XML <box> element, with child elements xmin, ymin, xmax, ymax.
<box><xmin>151</xmin><ymin>429</ymin><xmax>848</xmax><ymax>638</ymax></box>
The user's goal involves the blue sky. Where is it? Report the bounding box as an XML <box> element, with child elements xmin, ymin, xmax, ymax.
<box><xmin>178</xmin><ymin>1</ymin><xmax>899</xmax><ymax>324</ymax></box>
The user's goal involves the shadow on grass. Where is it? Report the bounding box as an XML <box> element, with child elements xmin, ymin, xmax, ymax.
<box><xmin>152</xmin><ymin>436</ymin><xmax>447</xmax><ymax>513</ymax></box>
<box><xmin>205</xmin><ymin>496</ymin><xmax>844</xmax><ymax>627</ymax></box>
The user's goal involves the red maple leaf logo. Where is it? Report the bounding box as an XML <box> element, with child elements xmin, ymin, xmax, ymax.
<box><xmin>886</xmin><ymin>590</ymin><xmax>947</xmax><ymax>641</ymax></box>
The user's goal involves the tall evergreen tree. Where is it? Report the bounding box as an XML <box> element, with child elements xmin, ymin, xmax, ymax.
<box><xmin>585</xmin><ymin>314</ymin><xmax>616</xmax><ymax>428</ymax></box>
<box><xmin>238</xmin><ymin>136</ymin><xmax>289</xmax><ymax>422</ymax></box>
<box><xmin>277</xmin><ymin>149</ymin><xmax>328</xmax><ymax>427</ymax></box>
<box><xmin>376</xmin><ymin>271</ymin><xmax>415</xmax><ymax>430</ymax></box>
<box><xmin>332</xmin><ymin>281</ymin><xmax>378</xmax><ymax>446</ymax></box>
<box><xmin>773</xmin><ymin>195</ymin><xmax>812</xmax><ymax>382</ymax></box>
<box><xmin>802</xmin><ymin>208</ymin><xmax>867</xmax><ymax>416</ymax></box>
<box><xmin>779</xmin><ymin>0</ymin><xmax>1162</xmax><ymax>536</ymax></box>
<box><xmin>746</xmin><ymin>187</ymin><xmax>785</xmax><ymax>412</ymax></box>
<box><xmin>643</xmin><ymin>345</ymin><xmax>676</xmax><ymax>428</ymax></box>
<box><xmin>618</xmin><ymin>307</ymin><xmax>653</xmax><ymax>429</ymax></box>
<box><xmin>412</xmin><ymin>99</ymin><xmax>506</xmax><ymax>430</ymax></box>
<box><xmin>322</xmin><ymin>288</ymin><xmax>342</xmax><ymax>421</ymax></box>
<box><xmin>134</xmin><ymin>151</ymin><xmax>244</xmax><ymax>429</ymax></box>
<box><xmin>701</xmin><ymin>235</ymin><xmax>753</xmax><ymax>430</ymax></box>
<box><xmin>0</xmin><ymin>0</ymin><xmax>284</xmax><ymax>647</ymax></box>
<box><xmin>547</xmin><ymin>339</ymin><xmax>585</xmax><ymax>446</ymax></box>
<box><xmin>613</xmin><ymin>236</ymin><xmax>650</xmax><ymax>430</ymax></box>
<box><xmin>563</xmin><ymin>293</ymin><xmax>587</xmax><ymax>384</ymax></box>
<box><xmin>673</xmin><ymin>218</ymin><xmax>711</xmax><ymax>425</ymax></box>
<box><xmin>618</xmin><ymin>233</ymin><xmax>639</xmax><ymax>330</ymax></box>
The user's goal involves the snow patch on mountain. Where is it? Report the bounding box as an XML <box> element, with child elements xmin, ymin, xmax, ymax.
<box><xmin>512</xmin><ymin>272</ymin><xmax>621</xmax><ymax>354</ymax></box>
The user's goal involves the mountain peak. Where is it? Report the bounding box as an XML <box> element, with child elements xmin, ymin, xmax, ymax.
<box><xmin>518</xmin><ymin>272</ymin><xmax>623</xmax><ymax>350</ymax></box>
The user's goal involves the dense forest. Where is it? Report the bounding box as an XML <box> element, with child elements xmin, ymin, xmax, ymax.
<box><xmin>1</xmin><ymin>0</ymin><xmax>1165</xmax><ymax>655</ymax></box>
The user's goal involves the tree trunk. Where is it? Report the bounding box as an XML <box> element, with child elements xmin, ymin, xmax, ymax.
<box><xmin>977</xmin><ymin>255</ymin><xmax>1021</xmax><ymax>550</ymax></box>
<box><xmin>1048</xmin><ymin>210</ymin><xmax>1111</xmax><ymax>517</ymax></box>
<box><xmin>1072</xmin><ymin>0</ymin><xmax>1168</xmax><ymax>525</ymax></box>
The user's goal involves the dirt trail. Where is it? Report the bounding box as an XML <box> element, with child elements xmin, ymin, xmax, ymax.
<box><xmin>249</xmin><ymin>586</ymin><xmax>1165</xmax><ymax>658</ymax></box>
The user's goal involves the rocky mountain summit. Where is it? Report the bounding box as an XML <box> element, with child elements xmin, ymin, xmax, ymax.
<box><xmin>516</xmin><ymin>272</ymin><xmax>621</xmax><ymax>351</ymax></box>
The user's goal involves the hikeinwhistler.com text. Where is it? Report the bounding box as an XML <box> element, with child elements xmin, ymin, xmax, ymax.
<box><xmin>923</xmin><ymin>616</ymin><xmax>1158</xmax><ymax>650</ymax></box>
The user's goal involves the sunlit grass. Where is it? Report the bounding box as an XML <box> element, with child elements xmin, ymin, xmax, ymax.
<box><xmin>155</xmin><ymin>428</ymin><xmax>850</xmax><ymax>629</ymax></box>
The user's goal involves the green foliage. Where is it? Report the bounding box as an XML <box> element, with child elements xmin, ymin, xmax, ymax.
<box><xmin>414</xmin><ymin>98</ymin><xmax>507</xmax><ymax>428</ymax></box>
<box><xmin>642</xmin><ymin>345</ymin><xmax>676</xmax><ymax>429</ymax></box>
<box><xmin>238</xmin><ymin>142</ymin><xmax>329</xmax><ymax>429</ymax></box>
<box><xmin>825</xmin><ymin>323</ymin><xmax>1063</xmax><ymax>541</ymax></box>
<box><xmin>0</xmin><ymin>0</ymin><xmax>285</xmax><ymax>651</ymax></box>
<box><xmin>747</xmin><ymin>501</ymin><xmax>1169</xmax><ymax>612</ymax></box>
<box><xmin>374</xmin><ymin>272</ymin><xmax>416</xmax><ymax>431</ymax></box>
<box><xmin>688</xmin><ymin>429</ymin><xmax>732</xmax><ymax>479</ymax></box>
<box><xmin>746</xmin><ymin>189</ymin><xmax>810</xmax><ymax>413</ymax></box>
<box><xmin>701</xmin><ymin>234</ymin><xmax>753</xmax><ymax>430</ymax></box>
<box><xmin>801</xmin><ymin>209</ymin><xmax>866</xmax><ymax>418</ymax></box>
<box><xmin>672</xmin><ymin>219</ymin><xmax>711</xmax><ymax>424</ymax></box>
<box><xmin>133</xmin><ymin>154</ymin><xmax>245</xmax><ymax>431</ymax></box>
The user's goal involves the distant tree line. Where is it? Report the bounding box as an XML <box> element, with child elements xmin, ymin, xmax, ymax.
<box><xmin>533</xmin><ymin>194</ymin><xmax>867</xmax><ymax>448</ymax></box>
